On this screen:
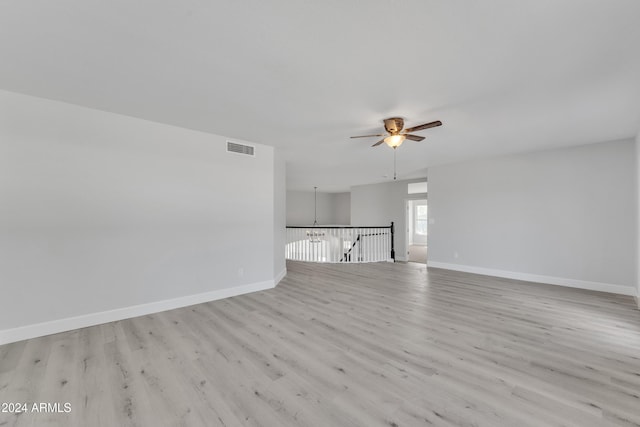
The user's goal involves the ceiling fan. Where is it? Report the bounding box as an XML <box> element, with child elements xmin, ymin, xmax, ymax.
<box><xmin>350</xmin><ymin>117</ymin><xmax>442</xmax><ymax>148</ymax></box>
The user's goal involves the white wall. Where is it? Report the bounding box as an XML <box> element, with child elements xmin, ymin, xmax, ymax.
<box><xmin>351</xmin><ymin>178</ymin><xmax>428</xmax><ymax>261</ymax></box>
<box><xmin>286</xmin><ymin>191</ymin><xmax>350</xmax><ymax>225</ymax></box>
<box><xmin>273</xmin><ymin>152</ymin><xmax>287</xmax><ymax>282</ymax></box>
<box><xmin>333</xmin><ymin>192</ymin><xmax>351</xmax><ymax>225</ymax></box>
<box><xmin>0</xmin><ymin>90</ymin><xmax>276</xmax><ymax>342</ymax></box>
<box><xmin>428</xmin><ymin>139</ymin><xmax>637</xmax><ymax>295</ymax></box>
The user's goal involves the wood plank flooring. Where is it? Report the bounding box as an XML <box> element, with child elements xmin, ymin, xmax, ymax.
<box><xmin>407</xmin><ymin>245</ymin><xmax>427</xmax><ymax>264</ymax></box>
<box><xmin>1</xmin><ymin>261</ymin><xmax>639</xmax><ymax>426</ymax></box>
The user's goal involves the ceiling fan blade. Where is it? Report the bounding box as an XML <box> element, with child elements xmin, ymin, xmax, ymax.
<box><xmin>350</xmin><ymin>134</ymin><xmax>385</xmax><ymax>139</ymax></box>
<box><xmin>404</xmin><ymin>120</ymin><xmax>442</xmax><ymax>133</ymax></box>
<box><xmin>384</xmin><ymin>117</ymin><xmax>404</xmax><ymax>134</ymax></box>
<box><xmin>404</xmin><ymin>134</ymin><xmax>425</xmax><ymax>142</ymax></box>
<box><xmin>372</xmin><ymin>139</ymin><xmax>385</xmax><ymax>147</ymax></box>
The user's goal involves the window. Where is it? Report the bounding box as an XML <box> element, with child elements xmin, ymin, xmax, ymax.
<box><xmin>415</xmin><ymin>205</ymin><xmax>428</xmax><ymax>235</ymax></box>
<box><xmin>408</xmin><ymin>181</ymin><xmax>428</xmax><ymax>194</ymax></box>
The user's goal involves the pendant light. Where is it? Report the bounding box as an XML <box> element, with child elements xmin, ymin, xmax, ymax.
<box><xmin>313</xmin><ymin>186</ymin><xmax>318</xmax><ymax>226</ymax></box>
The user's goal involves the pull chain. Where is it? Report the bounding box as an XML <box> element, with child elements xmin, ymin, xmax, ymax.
<box><xmin>393</xmin><ymin>148</ymin><xmax>397</xmax><ymax>180</ymax></box>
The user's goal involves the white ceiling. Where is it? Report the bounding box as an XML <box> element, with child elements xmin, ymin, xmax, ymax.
<box><xmin>1</xmin><ymin>0</ymin><xmax>639</xmax><ymax>192</ymax></box>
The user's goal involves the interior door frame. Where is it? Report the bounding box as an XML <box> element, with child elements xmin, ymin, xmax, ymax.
<box><xmin>405</xmin><ymin>198</ymin><xmax>428</xmax><ymax>261</ymax></box>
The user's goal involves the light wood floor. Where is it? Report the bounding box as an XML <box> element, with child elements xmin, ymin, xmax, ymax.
<box><xmin>408</xmin><ymin>245</ymin><xmax>427</xmax><ymax>264</ymax></box>
<box><xmin>1</xmin><ymin>261</ymin><xmax>640</xmax><ymax>427</ymax></box>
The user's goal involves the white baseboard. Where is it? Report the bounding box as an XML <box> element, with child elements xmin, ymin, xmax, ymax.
<box><xmin>427</xmin><ymin>261</ymin><xmax>637</xmax><ymax>297</ymax></box>
<box><xmin>0</xmin><ymin>280</ymin><xmax>275</xmax><ymax>346</ymax></box>
<box><xmin>275</xmin><ymin>268</ymin><xmax>287</xmax><ymax>285</ymax></box>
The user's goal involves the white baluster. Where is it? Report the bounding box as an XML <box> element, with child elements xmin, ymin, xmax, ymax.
<box><xmin>374</xmin><ymin>228</ymin><xmax>377</xmax><ymax>261</ymax></box>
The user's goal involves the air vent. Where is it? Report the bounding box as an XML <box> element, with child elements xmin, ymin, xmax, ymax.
<box><xmin>227</xmin><ymin>141</ymin><xmax>255</xmax><ymax>156</ymax></box>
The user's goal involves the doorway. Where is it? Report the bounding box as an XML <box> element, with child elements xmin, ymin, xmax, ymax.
<box><xmin>406</xmin><ymin>199</ymin><xmax>428</xmax><ymax>263</ymax></box>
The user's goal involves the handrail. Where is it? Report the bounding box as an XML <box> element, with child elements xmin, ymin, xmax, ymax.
<box><xmin>340</xmin><ymin>234</ymin><xmax>361</xmax><ymax>262</ymax></box>
<box><xmin>286</xmin><ymin>225</ymin><xmax>393</xmax><ymax>229</ymax></box>
<box><xmin>285</xmin><ymin>222</ymin><xmax>395</xmax><ymax>263</ymax></box>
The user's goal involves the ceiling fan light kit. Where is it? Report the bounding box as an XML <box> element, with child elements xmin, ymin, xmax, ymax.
<box><xmin>350</xmin><ymin>117</ymin><xmax>442</xmax><ymax>149</ymax></box>
<box><xmin>350</xmin><ymin>116</ymin><xmax>442</xmax><ymax>180</ymax></box>
<box><xmin>384</xmin><ymin>134</ymin><xmax>406</xmax><ymax>148</ymax></box>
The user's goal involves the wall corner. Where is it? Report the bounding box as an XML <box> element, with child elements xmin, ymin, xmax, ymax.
<box><xmin>636</xmin><ymin>132</ymin><xmax>640</xmax><ymax>307</ymax></box>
